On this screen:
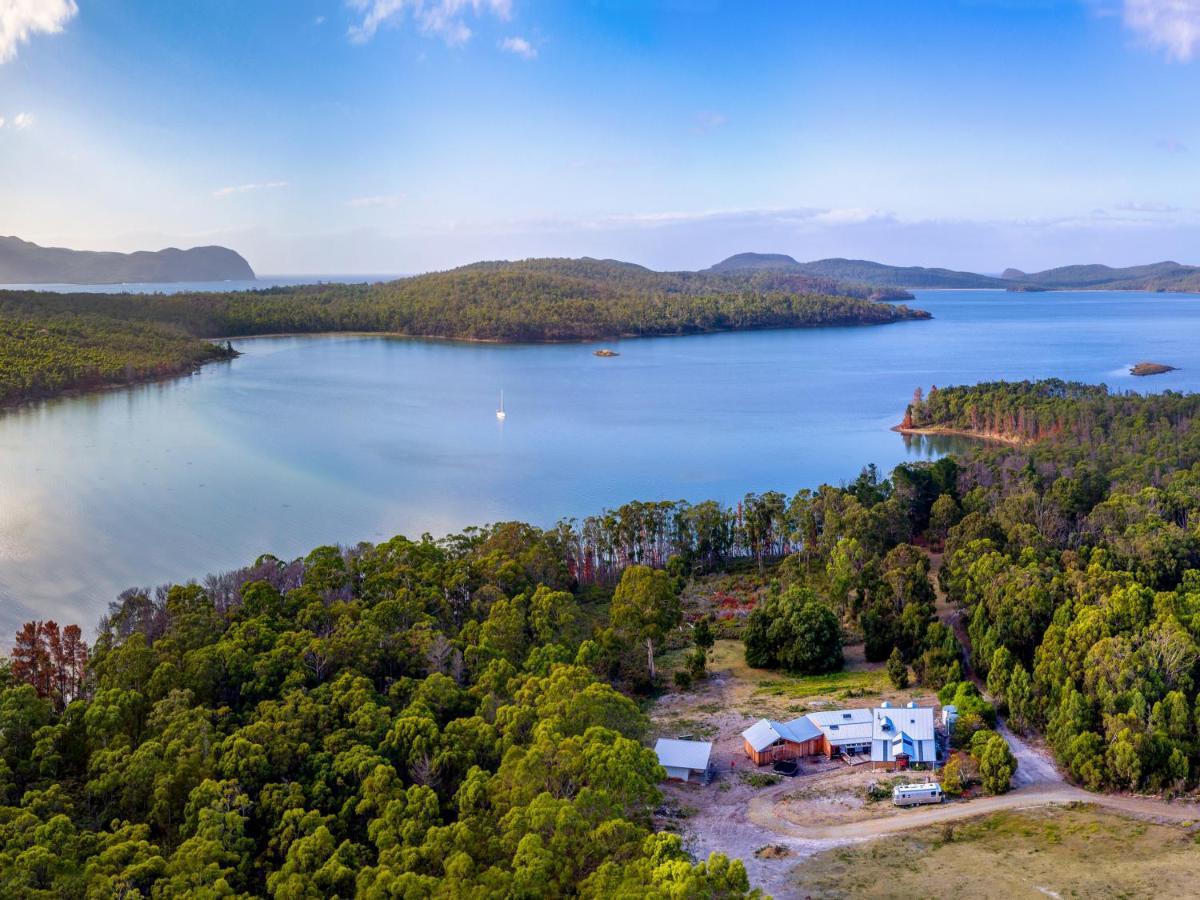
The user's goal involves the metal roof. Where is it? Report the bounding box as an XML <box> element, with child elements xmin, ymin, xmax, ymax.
<box><xmin>806</xmin><ymin>708</ymin><xmax>874</xmax><ymax>743</ymax></box>
<box><xmin>740</xmin><ymin>716</ymin><xmax>821</xmax><ymax>752</ymax></box>
<box><xmin>872</xmin><ymin>706</ymin><xmax>934</xmax><ymax>742</ymax></box>
<box><xmin>894</xmin><ymin>782</ymin><xmax>942</xmax><ymax>794</ymax></box>
<box><xmin>655</xmin><ymin>738</ymin><xmax>712</xmax><ymax>771</ymax></box>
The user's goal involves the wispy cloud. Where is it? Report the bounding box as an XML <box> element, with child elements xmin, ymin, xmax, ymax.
<box><xmin>1123</xmin><ymin>0</ymin><xmax>1200</xmax><ymax>60</ymax></box>
<box><xmin>1156</xmin><ymin>136</ymin><xmax>1189</xmax><ymax>152</ymax></box>
<box><xmin>0</xmin><ymin>0</ymin><xmax>76</xmax><ymax>64</ymax></box>
<box><xmin>0</xmin><ymin>111</ymin><xmax>33</xmax><ymax>130</ymax></box>
<box><xmin>346</xmin><ymin>193</ymin><xmax>407</xmax><ymax>208</ymax></box>
<box><xmin>692</xmin><ymin>110</ymin><xmax>727</xmax><ymax>134</ymax></box>
<box><xmin>347</xmin><ymin>0</ymin><xmax>512</xmax><ymax>47</ymax></box>
<box><xmin>213</xmin><ymin>181</ymin><xmax>289</xmax><ymax>198</ymax></box>
<box><xmin>499</xmin><ymin>35</ymin><xmax>536</xmax><ymax>58</ymax></box>
<box><xmin>1115</xmin><ymin>200</ymin><xmax>1181</xmax><ymax>212</ymax></box>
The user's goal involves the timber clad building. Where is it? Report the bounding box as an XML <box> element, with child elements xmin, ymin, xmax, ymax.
<box><xmin>741</xmin><ymin>702</ymin><xmax>937</xmax><ymax>770</ymax></box>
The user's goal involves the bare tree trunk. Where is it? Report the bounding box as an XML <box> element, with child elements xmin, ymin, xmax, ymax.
<box><xmin>646</xmin><ymin>637</ymin><xmax>656</xmax><ymax>680</ymax></box>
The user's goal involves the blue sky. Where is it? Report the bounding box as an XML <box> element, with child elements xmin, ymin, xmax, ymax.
<box><xmin>1</xmin><ymin>0</ymin><xmax>1199</xmax><ymax>273</ymax></box>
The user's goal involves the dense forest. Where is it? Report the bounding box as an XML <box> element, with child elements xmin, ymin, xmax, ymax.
<box><xmin>0</xmin><ymin>258</ymin><xmax>927</xmax><ymax>407</ymax></box>
<box><xmin>0</xmin><ymin>530</ymin><xmax>763</xmax><ymax>898</ymax></box>
<box><xmin>905</xmin><ymin>380</ymin><xmax>1200</xmax><ymax>792</ymax></box>
<box><xmin>6</xmin><ymin>378</ymin><xmax>1200</xmax><ymax>895</ymax></box>
<box><xmin>0</xmin><ymin>313</ymin><xmax>235</xmax><ymax>407</ymax></box>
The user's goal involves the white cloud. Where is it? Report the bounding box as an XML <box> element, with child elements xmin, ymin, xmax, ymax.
<box><xmin>347</xmin><ymin>0</ymin><xmax>512</xmax><ymax>47</ymax></box>
<box><xmin>1123</xmin><ymin>0</ymin><xmax>1200</xmax><ymax>60</ymax></box>
<box><xmin>499</xmin><ymin>35</ymin><xmax>536</xmax><ymax>58</ymax></box>
<box><xmin>213</xmin><ymin>181</ymin><xmax>289</xmax><ymax>198</ymax></box>
<box><xmin>347</xmin><ymin>193</ymin><xmax>407</xmax><ymax>208</ymax></box>
<box><xmin>12</xmin><ymin>111</ymin><xmax>32</xmax><ymax>129</ymax></box>
<box><xmin>0</xmin><ymin>0</ymin><xmax>77</xmax><ymax>64</ymax></box>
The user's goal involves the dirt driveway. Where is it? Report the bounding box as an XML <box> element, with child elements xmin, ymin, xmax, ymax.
<box><xmin>654</xmin><ymin>640</ymin><xmax>1200</xmax><ymax>898</ymax></box>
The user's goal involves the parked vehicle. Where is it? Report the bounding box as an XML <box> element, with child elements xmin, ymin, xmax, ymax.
<box><xmin>892</xmin><ymin>782</ymin><xmax>944</xmax><ymax>806</ymax></box>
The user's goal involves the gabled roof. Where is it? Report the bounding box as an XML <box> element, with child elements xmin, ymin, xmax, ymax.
<box><xmin>871</xmin><ymin>706</ymin><xmax>934</xmax><ymax>742</ymax></box>
<box><xmin>740</xmin><ymin>716</ymin><xmax>821</xmax><ymax>752</ymax></box>
<box><xmin>807</xmin><ymin>708</ymin><xmax>874</xmax><ymax>743</ymax></box>
<box><xmin>655</xmin><ymin>738</ymin><xmax>712</xmax><ymax>771</ymax></box>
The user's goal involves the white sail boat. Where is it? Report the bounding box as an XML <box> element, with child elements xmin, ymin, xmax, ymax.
<box><xmin>496</xmin><ymin>391</ymin><xmax>507</xmax><ymax>420</ymax></box>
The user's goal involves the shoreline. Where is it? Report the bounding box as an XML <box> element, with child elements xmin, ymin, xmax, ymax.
<box><xmin>0</xmin><ymin>348</ymin><xmax>238</xmax><ymax>414</ymax></box>
<box><xmin>1</xmin><ymin>315</ymin><xmax>927</xmax><ymax>413</ymax></box>
<box><xmin>891</xmin><ymin>424</ymin><xmax>1027</xmax><ymax>446</ymax></box>
<box><xmin>206</xmin><ymin>311</ymin><xmax>931</xmax><ymax>346</ymax></box>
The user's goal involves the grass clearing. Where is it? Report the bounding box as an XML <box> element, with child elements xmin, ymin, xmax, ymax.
<box><xmin>793</xmin><ymin>804</ymin><xmax>1200</xmax><ymax>899</ymax></box>
<box><xmin>752</xmin><ymin>668</ymin><xmax>890</xmax><ymax>701</ymax></box>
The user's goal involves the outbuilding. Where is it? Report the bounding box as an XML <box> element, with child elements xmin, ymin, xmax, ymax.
<box><xmin>654</xmin><ymin>738</ymin><xmax>713</xmax><ymax>782</ymax></box>
<box><xmin>741</xmin><ymin>717</ymin><xmax>824</xmax><ymax>765</ymax></box>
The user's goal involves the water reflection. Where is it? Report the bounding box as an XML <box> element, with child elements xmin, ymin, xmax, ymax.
<box><xmin>1</xmin><ymin>287</ymin><xmax>1199</xmax><ymax>633</ymax></box>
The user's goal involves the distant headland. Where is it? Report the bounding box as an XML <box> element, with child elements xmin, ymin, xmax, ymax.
<box><xmin>0</xmin><ymin>236</ymin><xmax>255</xmax><ymax>285</ymax></box>
<box><xmin>709</xmin><ymin>252</ymin><xmax>1200</xmax><ymax>293</ymax></box>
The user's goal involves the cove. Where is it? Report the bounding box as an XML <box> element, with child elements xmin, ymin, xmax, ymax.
<box><xmin>1</xmin><ymin>288</ymin><xmax>1198</xmax><ymax>633</ymax></box>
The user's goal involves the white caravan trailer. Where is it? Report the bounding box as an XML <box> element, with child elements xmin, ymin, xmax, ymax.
<box><xmin>892</xmin><ymin>782</ymin><xmax>944</xmax><ymax>806</ymax></box>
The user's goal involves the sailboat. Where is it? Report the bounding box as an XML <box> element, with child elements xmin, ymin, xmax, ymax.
<box><xmin>496</xmin><ymin>391</ymin><xmax>507</xmax><ymax>420</ymax></box>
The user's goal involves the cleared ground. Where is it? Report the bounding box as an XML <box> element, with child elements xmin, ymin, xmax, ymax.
<box><xmin>653</xmin><ymin>637</ymin><xmax>1200</xmax><ymax>898</ymax></box>
<box><xmin>792</xmin><ymin>804</ymin><xmax>1200</xmax><ymax>899</ymax></box>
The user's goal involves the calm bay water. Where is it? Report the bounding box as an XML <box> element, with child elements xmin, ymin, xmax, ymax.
<box><xmin>0</xmin><ymin>275</ymin><xmax>405</xmax><ymax>294</ymax></box>
<box><xmin>1</xmin><ymin>289</ymin><xmax>1198</xmax><ymax>634</ymax></box>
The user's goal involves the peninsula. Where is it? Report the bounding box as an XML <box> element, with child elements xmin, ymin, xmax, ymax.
<box><xmin>0</xmin><ymin>236</ymin><xmax>255</xmax><ymax>284</ymax></box>
<box><xmin>0</xmin><ymin>256</ymin><xmax>929</xmax><ymax>407</ymax></box>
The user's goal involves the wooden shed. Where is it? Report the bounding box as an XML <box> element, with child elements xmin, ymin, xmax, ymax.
<box><xmin>741</xmin><ymin>717</ymin><xmax>824</xmax><ymax>766</ymax></box>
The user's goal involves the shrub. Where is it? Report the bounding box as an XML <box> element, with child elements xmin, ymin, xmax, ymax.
<box><xmin>886</xmin><ymin>647</ymin><xmax>909</xmax><ymax>689</ymax></box>
<box><xmin>739</xmin><ymin>771</ymin><xmax>782</xmax><ymax>788</ymax></box>
<box><xmin>978</xmin><ymin>734</ymin><xmax>1018</xmax><ymax>794</ymax></box>
<box><xmin>940</xmin><ymin>755</ymin><xmax>965</xmax><ymax>797</ymax></box>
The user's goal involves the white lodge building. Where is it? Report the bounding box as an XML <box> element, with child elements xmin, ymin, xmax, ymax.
<box><xmin>742</xmin><ymin>701</ymin><xmax>937</xmax><ymax>770</ymax></box>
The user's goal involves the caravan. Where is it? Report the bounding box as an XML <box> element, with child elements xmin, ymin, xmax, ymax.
<box><xmin>892</xmin><ymin>782</ymin><xmax>944</xmax><ymax>807</ymax></box>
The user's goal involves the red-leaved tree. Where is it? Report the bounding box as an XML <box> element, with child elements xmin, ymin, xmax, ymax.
<box><xmin>10</xmin><ymin>620</ymin><xmax>88</xmax><ymax>709</ymax></box>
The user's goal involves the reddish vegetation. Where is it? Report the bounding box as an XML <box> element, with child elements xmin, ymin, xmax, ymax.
<box><xmin>10</xmin><ymin>620</ymin><xmax>89</xmax><ymax>710</ymax></box>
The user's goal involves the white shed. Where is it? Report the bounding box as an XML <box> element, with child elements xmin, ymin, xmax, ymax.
<box><xmin>655</xmin><ymin>738</ymin><xmax>713</xmax><ymax>782</ymax></box>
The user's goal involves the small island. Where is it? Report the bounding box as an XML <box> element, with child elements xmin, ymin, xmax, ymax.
<box><xmin>1130</xmin><ymin>361</ymin><xmax>1176</xmax><ymax>377</ymax></box>
<box><xmin>593</xmin><ymin>348</ymin><xmax>620</xmax><ymax>357</ymax></box>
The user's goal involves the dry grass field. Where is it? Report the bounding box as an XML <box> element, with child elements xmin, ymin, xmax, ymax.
<box><xmin>792</xmin><ymin>804</ymin><xmax>1200</xmax><ymax>899</ymax></box>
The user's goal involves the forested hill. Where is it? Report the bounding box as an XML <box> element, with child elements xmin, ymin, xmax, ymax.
<box><xmin>0</xmin><ymin>236</ymin><xmax>255</xmax><ymax>284</ymax></box>
<box><xmin>1002</xmin><ymin>261</ymin><xmax>1200</xmax><ymax>292</ymax></box>
<box><xmin>0</xmin><ymin>257</ymin><xmax>928</xmax><ymax>407</ymax></box>
<box><xmin>708</xmin><ymin>253</ymin><xmax>1006</xmax><ymax>288</ymax></box>
<box><xmin>900</xmin><ymin>378</ymin><xmax>1200</xmax><ymax>464</ymax></box>
<box><xmin>711</xmin><ymin>251</ymin><xmax>1200</xmax><ymax>292</ymax></box>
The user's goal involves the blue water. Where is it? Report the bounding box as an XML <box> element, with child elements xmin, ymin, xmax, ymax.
<box><xmin>0</xmin><ymin>289</ymin><xmax>1197</xmax><ymax>634</ymax></box>
<box><xmin>0</xmin><ymin>275</ymin><xmax>407</xmax><ymax>294</ymax></box>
